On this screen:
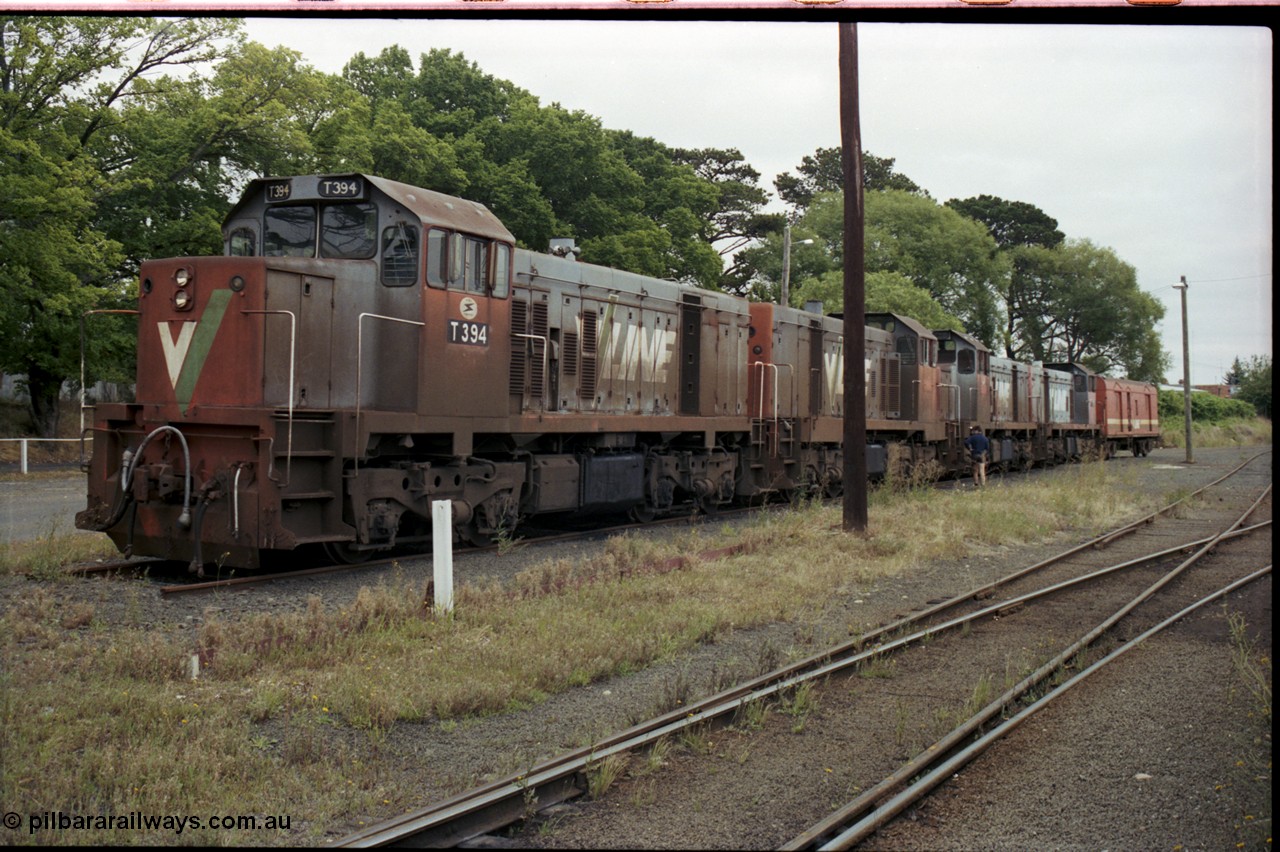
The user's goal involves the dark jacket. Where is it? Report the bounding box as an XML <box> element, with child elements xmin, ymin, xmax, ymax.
<box><xmin>964</xmin><ymin>432</ymin><xmax>990</xmax><ymax>461</ymax></box>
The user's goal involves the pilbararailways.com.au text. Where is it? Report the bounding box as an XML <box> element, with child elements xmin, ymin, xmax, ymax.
<box><xmin>8</xmin><ymin>810</ymin><xmax>291</xmax><ymax>836</ymax></box>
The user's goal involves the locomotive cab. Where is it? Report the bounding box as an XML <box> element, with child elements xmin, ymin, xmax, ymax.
<box><xmin>933</xmin><ymin>328</ymin><xmax>991</xmax><ymax>427</ymax></box>
<box><xmin>865</xmin><ymin>312</ymin><xmax>939</xmax><ymax>427</ymax></box>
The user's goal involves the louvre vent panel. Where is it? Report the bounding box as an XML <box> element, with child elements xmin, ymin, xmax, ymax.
<box><xmin>580</xmin><ymin>310</ymin><xmax>598</xmax><ymax>399</ymax></box>
<box><xmin>883</xmin><ymin>357</ymin><xmax>901</xmax><ymax>416</ymax></box>
<box><xmin>509</xmin><ymin>301</ymin><xmax>528</xmax><ymax>395</ymax></box>
<box><xmin>563</xmin><ymin>331</ymin><xmax>579</xmax><ymax>376</ymax></box>
<box><xmin>529</xmin><ymin>302</ymin><xmax>548</xmax><ymax>397</ymax></box>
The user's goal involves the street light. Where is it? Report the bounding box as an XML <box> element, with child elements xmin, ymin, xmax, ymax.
<box><xmin>780</xmin><ymin>224</ymin><xmax>815</xmax><ymax>308</ymax></box>
<box><xmin>1172</xmin><ymin>275</ymin><xmax>1193</xmax><ymax>464</ymax></box>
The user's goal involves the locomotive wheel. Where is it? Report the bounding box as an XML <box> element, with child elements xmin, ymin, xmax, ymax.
<box><xmin>323</xmin><ymin>541</ymin><xmax>373</xmax><ymax>564</ymax></box>
<box><xmin>696</xmin><ymin>494</ymin><xmax>721</xmax><ymax>516</ymax></box>
<box><xmin>629</xmin><ymin>504</ymin><xmax>658</xmax><ymax>523</ymax></box>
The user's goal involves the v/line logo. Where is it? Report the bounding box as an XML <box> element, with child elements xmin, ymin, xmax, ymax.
<box><xmin>156</xmin><ymin>290</ymin><xmax>232</xmax><ymax>413</ymax></box>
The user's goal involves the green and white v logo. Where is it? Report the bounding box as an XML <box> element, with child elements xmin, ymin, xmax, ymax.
<box><xmin>157</xmin><ymin>290</ymin><xmax>231</xmax><ymax>413</ymax></box>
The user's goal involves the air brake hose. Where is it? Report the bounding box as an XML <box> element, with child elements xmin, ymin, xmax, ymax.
<box><xmin>121</xmin><ymin>425</ymin><xmax>194</xmax><ymax>529</ymax></box>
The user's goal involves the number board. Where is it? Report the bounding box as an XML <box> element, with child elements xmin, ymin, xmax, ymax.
<box><xmin>447</xmin><ymin>320</ymin><xmax>489</xmax><ymax>347</ymax></box>
<box><xmin>317</xmin><ymin>178</ymin><xmax>364</xmax><ymax>199</ymax></box>
<box><xmin>264</xmin><ymin>181</ymin><xmax>292</xmax><ymax>202</ymax></box>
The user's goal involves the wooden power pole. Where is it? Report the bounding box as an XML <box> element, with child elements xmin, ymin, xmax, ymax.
<box><xmin>840</xmin><ymin>22</ymin><xmax>868</xmax><ymax>532</ymax></box>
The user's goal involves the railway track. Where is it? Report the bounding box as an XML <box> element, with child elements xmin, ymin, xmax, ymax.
<box><xmin>63</xmin><ymin>452</ymin><xmax>1143</xmax><ymax>596</ymax></box>
<box><xmin>58</xmin><ymin>506</ymin><xmax>753</xmax><ymax>596</ymax></box>
<box><xmin>331</xmin><ymin>451</ymin><xmax>1271</xmax><ymax>848</ymax></box>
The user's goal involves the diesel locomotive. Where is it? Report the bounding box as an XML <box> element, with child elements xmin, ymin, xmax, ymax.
<box><xmin>77</xmin><ymin>173</ymin><xmax>1160</xmax><ymax>572</ymax></box>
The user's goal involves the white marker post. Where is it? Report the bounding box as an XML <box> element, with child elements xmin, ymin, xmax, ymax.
<box><xmin>431</xmin><ymin>500</ymin><xmax>454</xmax><ymax>614</ymax></box>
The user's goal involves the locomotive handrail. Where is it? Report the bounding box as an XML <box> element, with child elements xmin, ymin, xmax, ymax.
<box><xmin>752</xmin><ymin>361</ymin><xmax>778</xmax><ymax>422</ymax></box>
<box><xmin>355</xmin><ymin>313</ymin><xmax>425</xmax><ymax>472</ymax></box>
<box><xmin>242</xmin><ymin>309</ymin><xmax>297</xmax><ymax>486</ymax></box>
<box><xmin>750</xmin><ymin>361</ymin><xmax>794</xmax><ymax>456</ymax></box>
<box><xmin>79</xmin><ymin>309</ymin><xmax>140</xmax><ymax>435</ymax></box>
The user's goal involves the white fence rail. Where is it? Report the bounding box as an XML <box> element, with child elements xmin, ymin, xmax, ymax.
<box><xmin>0</xmin><ymin>438</ymin><xmax>80</xmax><ymax>474</ymax></box>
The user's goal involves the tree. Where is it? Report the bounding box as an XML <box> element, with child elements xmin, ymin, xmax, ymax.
<box><xmin>340</xmin><ymin>48</ymin><xmax>730</xmax><ymax>288</ymax></box>
<box><xmin>945</xmin><ymin>195</ymin><xmax>1065</xmax><ymax>250</ymax></box>
<box><xmin>861</xmin><ymin>190</ymin><xmax>1006</xmax><ymax>346</ymax></box>
<box><xmin>1222</xmin><ymin>356</ymin><xmax>1245</xmax><ymax>388</ymax></box>
<box><xmin>1</xmin><ymin>17</ymin><xmax>354</xmax><ymax>435</ymax></box>
<box><xmin>1</xmin><ymin>16</ymin><xmax>244</xmax><ymax>435</ymax></box>
<box><xmin>792</xmin><ymin>269</ymin><xmax>964</xmax><ymax>331</ymax></box>
<box><xmin>671</xmin><ymin>146</ymin><xmax>784</xmax><ymax>291</ymax></box>
<box><xmin>1232</xmin><ymin>354</ymin><xmax>1272</xmax><ymax>418</ymax></box>
<box><xmin>774</xmin><ymin>147</ymin><xmax>926</xmax><ymax>212</ymax></box>
<box><xmin>740</xmin><ymin>189</ymin><xmax>999</xmax><ymax>343</ymax></box>
<box><xmin>1008</xmin><ymin>239</ymin><xmax>1168</xmax><ymax>382</ymax></box>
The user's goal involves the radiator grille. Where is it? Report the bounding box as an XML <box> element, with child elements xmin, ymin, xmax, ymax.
<box><xmin>529</xmin><ymin>301</ymin><xmax>548</xmax><ymax>397</ymax></box>
<box><xmin>563</xmin><ymin>331</ymin><xmax>579</xmax><ymax>376</ymax></box>
<box><xmin>509</xmin><ymin>300</ymin><xmax>528</xmax><ymax>395</ymax></box>
<box><xmin>580</xmin><ymin>310</ymin><xmax>598</xmax><ymax>400</ymax></box>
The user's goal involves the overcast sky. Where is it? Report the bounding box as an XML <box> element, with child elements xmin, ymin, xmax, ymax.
<box><xmin>240</xmin><ymin>18</ymin><xmax>1271</xmax><ymax>386</ymax></box>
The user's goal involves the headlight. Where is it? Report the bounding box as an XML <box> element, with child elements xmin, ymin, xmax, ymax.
<box><xmin>229</xmin><ymin>275</ymin><xmax>246</xmax><ymax>293</ymax></box>
<box><xmin>175</xmin><ymin>267</ymin><xmax>191</xmax><ymax>287</ymax></box>
<box><xmin>174</xmin><ymin>289</ymin><xmax>192</xmax><ymax>310</ymax></box>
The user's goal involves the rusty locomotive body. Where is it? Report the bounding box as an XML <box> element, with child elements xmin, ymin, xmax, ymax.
<box><xmin>77</xmin><ymin>174</ymin><xmax>1160</xmax><ymax>571</ymax></box>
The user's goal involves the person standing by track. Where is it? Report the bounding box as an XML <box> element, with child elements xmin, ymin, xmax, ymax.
<box><xmin>964</xmin><ymin>425</ymin><xmax>990</xmax><ymax>488</ymax></box>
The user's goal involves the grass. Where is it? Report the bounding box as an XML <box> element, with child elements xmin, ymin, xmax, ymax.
<box><xmin>0</xmin><ymin>453</ymin><xmax>1230</xmax><ymax>844</ymax></box>
<box><xmin>0</xmin><ymin>525</ymin><xmax>118</xmax><ymax>579</ymax></box>
<box><xmin>1223</xmin><ymin>608</ymin><xmax>1272</xmax><ymax>851</ymax></box>
<box><xmin>1160</xmin><ymin>417</ymin><xmax>1271</xmax><ymax>450</ymax></box>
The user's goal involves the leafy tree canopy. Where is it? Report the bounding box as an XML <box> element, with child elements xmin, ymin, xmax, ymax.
<box><xmin>945</xmin><ymin>194</ymin><xmax>1065</xmax><ymax>250</ymax></box>
<box><xmin>1006</xmin><ymin>240</ymin><xmax>1168</xmax><ymax>382</ymax></box>
<box><xmin>1231</xmin><ymin>354</ymin><xmax>1272</xmax><ymax>418</ymax></box>
<box><xmin>774</xmin><ymin>147</ymin><xmax>927</xmax><ymax>212</ymax></box>
<box><xmin>0</xmin><ymin>16</ymin><xmax>250</xmax><ymax>434</ymax></box>
<box><xmin>792</xmin><ymin>269</ymin><xmax>964</xmax><ymax>332</ymax></box>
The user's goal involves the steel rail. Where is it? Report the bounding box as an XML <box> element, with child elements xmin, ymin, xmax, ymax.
<box><xmin>786</xmin><ymin>483</ymin><xmax>1272</xmax><ymax>850</ymax></box>
<box><xmin>816</xmin><ymin>564</ymin><xmax>1272</xmax><ymax>851</ymax></box>
<box><xmin>332</xmin><ymin>474</ymin><xmax>1271</xmax><ymax>848</ymax></box>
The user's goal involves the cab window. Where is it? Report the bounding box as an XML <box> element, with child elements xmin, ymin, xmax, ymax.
<box><xmin>938</xmin><ymin>339</ymin><xmax>956</xmax><ymax>364</ymax></box>
<box><xmin>492</xmin><ymin>244</ymin><xmax>511</xmax><ymax>298</ymax></box>
<box><xmin>895</xmin><ymin>335</ymin><xmax>916</xmax><ymax>366</ymax></box>
<box><xmin>464</xmin><ymin>238</ymin><xmax>488</xmax><ymax>293</ymax></box>
<box><xmin>264</xmin><ymin>206</ymin><xmax>316</xmax><ymax>257</ymax></box>
<box><xmin>229</xmin><ymin>227</ymin><xmax>257</xmax><ymax>257</ymax></box>
<box><xmin>321</xmin><ymin>203</ymin><xmax>377</xmax><ymax>259</ymax></box>
<box><xmin>381</xmin><ymin>223</ymin><xmax>419</xmax><ymax>287</ymax></box>
<box><xmin>958</xmin><ymin>349</ymin><xmax>976</xmax><ymax>374</ymax></box>
<box><xmin>426</xmin><ymin>228</ymin><xmax>449</xmax><ymax>288</ymax></box>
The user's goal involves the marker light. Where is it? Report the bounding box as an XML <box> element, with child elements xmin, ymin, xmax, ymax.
<box><xmin>229</xmin><ymin>275</ymin><xmax>246</xmax><ymax>293</ymax></box>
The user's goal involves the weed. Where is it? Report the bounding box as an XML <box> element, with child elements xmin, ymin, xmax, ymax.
<box><xmin>585</xmin><ymin>751</ymin><xmax>628</xmax><ymax>800</ymax></box>
<box><xmin>857</xmin><ymin>654</ymin><xmax>898</xmax><ymax>680</ymax></box>
<box><xmin>495</xmin><ymin>526</ymin><xmax>525</xmax><ymax>556</ymax></box>
<box><xmin>1227</xmin><ymin>610</ymin><xmax>1271</xmax><ymax>724</ymax></box>
<box><xmin>963</xmin><ymin>673</ymin><xmax>996</xmax><ymax>718</ymax></box>
<box><xmin>639</xmin><ymin>736</ymin><xmax>671</xmax><ymax>776</ymax></box>
<box><xmin>736</xmin><ymin>696</ymin><xmax>770</xmax><ymax>731</ymax></box>
<box><xmin>780</xmin><ymin>680</ymin><xmax>819</xmax><ymax>733</ymax></box>
<box><xmin>678</xmin><ymin>724</ymin><xmax>714</xmax><ymax>755</ymax></box>
<box><xmin>893</xmin><ymin>699</ymin><xmax>910</xmax><ymax>747</ymax></box>
<box><xmin>629</xmin><ymin>777</ymin><xmax>658</xmax><ymax>808</ymax></box>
